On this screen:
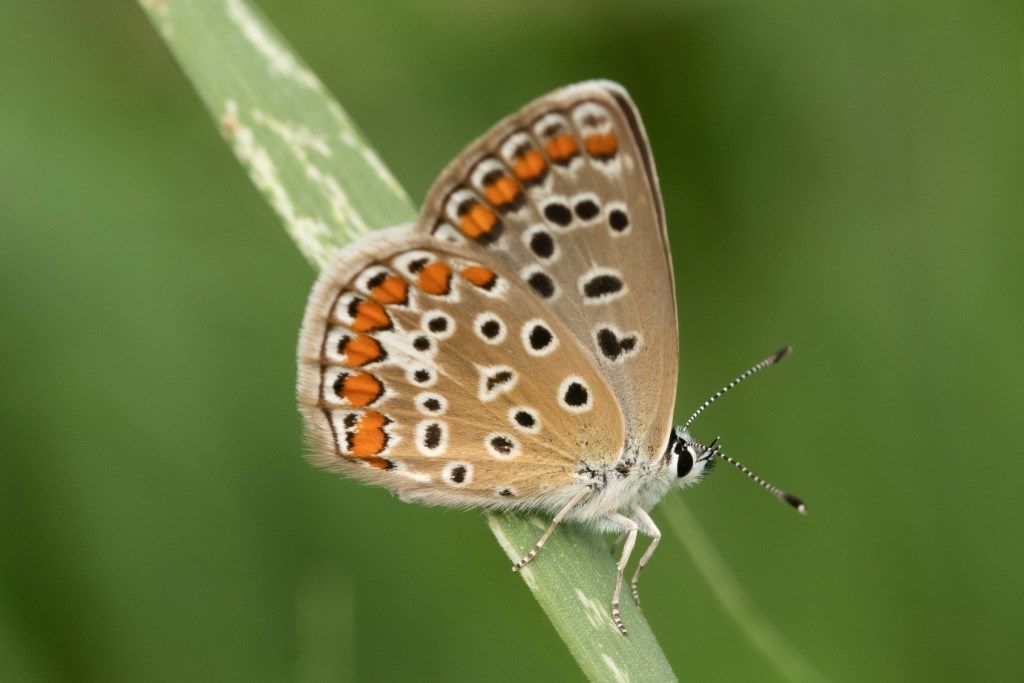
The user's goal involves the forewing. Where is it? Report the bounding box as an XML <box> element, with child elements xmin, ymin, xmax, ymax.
<box><xmin>415</xmin><ymin>81</ymin><xmax>678</xmax><ymax>461</ymax></box>
<box><xmin>298</xmin><ymin>230</ymin><xmax>624</xmax><ymax>507</ymax></box>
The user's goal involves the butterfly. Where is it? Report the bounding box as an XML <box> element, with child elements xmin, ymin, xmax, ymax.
<box><xmin>296</xmin><ymin>80</ymin><xmax>805</xmax><ymax>636</ymax></box>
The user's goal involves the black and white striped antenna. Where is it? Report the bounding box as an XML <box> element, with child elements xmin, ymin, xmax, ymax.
<box><xmin>685</xmin><ymin>346</ymin><xmax>806</xmax><ymax>514</ymax></box>
<box><xmin>702</xmin><ymin>439</ymin><xmax>806</xmax><ymax>514</ymax></box>
<box><xmin>682</xmin><ymin>346</ymin><xmax>791</xmax><ymax>431</ymax></box>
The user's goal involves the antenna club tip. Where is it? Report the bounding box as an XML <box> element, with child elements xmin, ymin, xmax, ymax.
<box><xmin>783</xmin><ymin>493</ymin><xmax>807</xmax><ymax>515</ymax></box>
<box><xmin>772</xmin><ymin>346</ymin><xmax>793</xmax><ymax>363</ymax></box>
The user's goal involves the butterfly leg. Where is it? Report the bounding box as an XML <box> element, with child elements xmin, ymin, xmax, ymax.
<box><xmin>629</xmin><ymin>506</ymin><xmax>661</xmax><ymax>609</ymax></box>
<box><xmin>605</xmin><ymin>512</ymin><xmax>639</xmax><ymax>636</ymax></box>
<box><xmin>511</xmin><ymin>486</ymin><xmax>592</xmax><ymax>572</ymax></box>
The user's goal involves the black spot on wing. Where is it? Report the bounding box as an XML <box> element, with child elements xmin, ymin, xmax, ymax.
<box><xmin>480</xmin><ymin>318</ymin><xmax>501</xmax><ymax>339</ymax></box>
<box><xmin>423</xmin><ymin>423</ymin><xmax>442</xmax><ymax>449</ymax></box>
<box><xmin>490</xmin><ymin>435</ymin><xmax>514</xmax><ymax>454</ymax></box>
<box><xmin>574</xmin><ymin>198</ymin><xmax>600</xmax><ymax>221</ymax></box>
<box><xmin>527</xmin><ymin>271</ymin><xmax>556</xmax><ymax>298</ymax></box>
<box><xmin>529</xmin><ymin>231</ymin><xmax>555</xmax><ymax>259</ymax></box>
<box><xmin>528</xmin><ymin>324</ymin><xmax>553</xmax><ymax>351</ymax></box>
<box><xmin>596</xmin><ymin>327</ymin><xmax>638</xmax><ymax>361</ymax></box>
<box><xmin>609</xmin><ymin>208</ymin><xmax>630</xmax><ymax>232</ymax></box>
<box><xmin>514</xmin><ymin>411</ymin><xmax>536</xmax><ymax>428</ymax></box>
<box><xmin>486</xmin><ymin>370</ymin><xmax>514</xmax><ymax>392</ymax></box>
<box><xmin>582</xmin><ymin>274</ymin><xmax>623</xmax><ymax>300</ymax></box>
<box><xmin>563</xmin><ymin>382</ymin><xmax>589</xmax><ymax>407</ymax></box>
<box><xmin>543</xmin><ymin>201</ymin><xmax>572</xmax><ymax>227</ymax></box>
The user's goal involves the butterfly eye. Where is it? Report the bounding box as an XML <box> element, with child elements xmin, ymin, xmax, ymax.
<box><xmin>676</xmin><ymin>444</ymin><xmax>696</xmax><ymax>478</ymax></box>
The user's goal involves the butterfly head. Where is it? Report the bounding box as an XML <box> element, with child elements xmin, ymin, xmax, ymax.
<box><xmin>665</xmin><ymin>347</ymin><xmax>807</xmax><ymax>514</ymax></box>
<box><xmin>665</xmin><ymin>427</ymin><xmax>715</xmax><ymax>488</ymax></box>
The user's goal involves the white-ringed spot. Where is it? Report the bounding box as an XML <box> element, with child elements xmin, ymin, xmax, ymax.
<box><xmin>605</xmin><ymin>200</ymin><xmax>630</xmax><ymax>235</ymax></box>
<box><xmin>473</xmin><ymin>311</ymin><xmax>507</xmax><ymax>344</ymax></box>
<box><xmin>485</xmin><ymin>433</ymin><xmax>521</xmax><ymax>460</ymax></box>
<box><xmin>443</xmin><ymin>461</ymin><xmax>473</xmax><ymax>487</ymax></box>
<box><xmin>477</xmin><ymin>364</ymin><xmax>517</xmax><ymax>401</ymax></box>
<box><xmin>410</xmin><ymin>333</ymin><xmax>434</xmax><ymax>354</ymax></box>
<box><xmin>508</xmin><ymin>406</ymin><xmax>541</xmax><ymax>434</ymax></box>
<box><xmin>578</xmin><ymin>266</ymin><xmax>627</xmax><ymax>305</ymax></box>
<box><xmin>540</xmin><ymin>196</ymin><xmax>574</xmax><ymax>229</ymax></box>
<box><xmin>421</xmin><ymin>310</ymin><xmax>455</xmax><ymax>340</ymax></box>
<box><xmin>522</xmin><ymin>224</ymin><xmax>558</xmax><ymax>263</ymax></box>
<box><xmin>520</xmin><ymin>265</ymin><xmax>558</xmax><ymax>300</ymax></box>
<box><xmin>415</xmin><ymin>420</ymin><xmax>448</xmax><ymax>456</ymax></box>
<box><xmin>521</xmin><ymin>319</ymin><xmax>559</xmax><ymax>357</ymax></box>
<box><xmin>558</xmin><ymin>375</ymin><xmax>592</xmax><ymax>413</ymax></box>
<box><xmin>571</xmin><ymin>192</ymin><xmax>602</xmax><ymax>224</ymax></box>
<box><xmin>414</xmin><ymin>392</ymin><xmax>447</xmax><ymax>415</ymax></box>
<box><xmin>406</xmin><ymin>364</ymin><xmax>437</xmax><ymax>388</ymax></box>
<box><xmin>593</xmin><ymin>324</ymin><xmax>641</xmax><ymax>362</ymax></box>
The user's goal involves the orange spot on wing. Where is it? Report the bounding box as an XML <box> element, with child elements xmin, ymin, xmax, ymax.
<box><xmin>461</xmin><ymin>265</ymin><xmax>496</xmax><ymax>289</ymax></box>
<box><xmin>511</xmin><ymin>149</ymin><xmax>547</xmax><ymax>184</ymax></box>
<box><xmin>339</xmin><ymin>372</ymin><xmax>383</xmax><ymax>407</ymax></box>
<box><xmin>370</xmin><ymin>276</ymin><xmax>408</xmax><ymax>305</ymax></box>
<box><xmin>351</xmin><ymin>410</ymin><xmax>389</xmax><ymax>457</ymax></box>
<box><xmin>351</xmin><ymin>300</ymin><xmax>391</xmax><ymax>332</ymax></box>
<box><xmin>458</xmin><ymin>203</ymin><xmax>499</xmax><ymax>239</ymax></box>
<box><xmin>418</xmin><ymin>260</ymin><xmax>452</xmax><ymax>295</ymax></box>
<box><xmin>342</xmin><ymin>334</ymin><xmax>384</xmax><ymax>367</ymax></box>
<box><xmin>484</xmin><ymin>175</ymin><xmax>521</xmax><ymax>209</ymax></box>
<box><xmin>546</xmin><ymin>134</ymin><xmax>579</xmax><ymax>163</ymax></box>
<box><xmin>365</xmin><ymin>456</ymin><xmax>393</xmax><ymax>470</ymax></box>
<box><xmin>585</xmin><ymin>133</ymin><xmax>618</xmax><ymax>159</ymax></box>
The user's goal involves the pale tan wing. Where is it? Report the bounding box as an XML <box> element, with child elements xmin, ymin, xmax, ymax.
<box><xmin>297</xmin><ymin>229</ymin><xmax>624</xmax><ymax>508</ymax></box>
<box><xmin>415</xmin><ymin>81</ymin><xmax>678</xmax><ymax>462</ymax></box>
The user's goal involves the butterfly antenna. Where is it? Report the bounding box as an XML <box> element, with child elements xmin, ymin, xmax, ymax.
<box><xmin>682</xmin><ymin>346</ymin><xmax>792</xmax><ymax>431</ymax></box>
<box><xmin>706</xmin><ymin>441</ymin><xmax>807</xmax><ymax>514</ymax></box>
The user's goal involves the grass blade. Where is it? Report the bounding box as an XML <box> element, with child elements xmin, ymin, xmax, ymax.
<box><xmin>140</xmin><ymin>0</ymin><xmax>415</xmax><ymax>269</ymax></box>
<box><xmin>139</xmin><ymin>0</ymin><xmax>676</xmax><ymax>679</ymax></box>
<box><xmin>661</xmin><ymin>497</ymin><xmax>822</xmax><ymax>681</ymax></box>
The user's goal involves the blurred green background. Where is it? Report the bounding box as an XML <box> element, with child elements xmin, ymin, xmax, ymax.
<box><xmin>3</xmin><ymin>1</ymin><xmax>1023</xmax><ymax>680</ymax></box>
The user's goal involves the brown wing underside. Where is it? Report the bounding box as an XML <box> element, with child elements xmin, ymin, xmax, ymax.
<box><xmin>297</xmin><ymin>231</ymin><xmax>625</xmax><ymax>504</ymax></box>
<box><xmin>414</xmin><ymin>80</ymin><xmax>678</xmax><ymax>462</ymax></box>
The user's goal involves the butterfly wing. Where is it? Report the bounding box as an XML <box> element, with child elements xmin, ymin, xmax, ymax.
<box><xmin>298</xmin><ymin>230</ymin><xmax>625</xmax><ymax>508</ymax></box>
<box><xmin>415</xmin><ymin>81</ymin><xmax>678</xmax><ymax>462</ymax></box>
